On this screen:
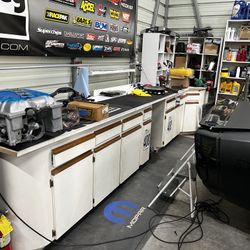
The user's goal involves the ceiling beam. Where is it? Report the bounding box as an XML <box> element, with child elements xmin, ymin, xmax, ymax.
<box><xmin>192</xmin><ymin>0</ymin><xmax>202</xmax><ymax>28</ymax></box>
<box><xmin>151</xmin><ymin>0</ymin><xmax>161</xmax><ymax>27</ymax></box>
<box><xmin>164</xmin><ymin>0</ymin><xmax>170</xmax><ymax>27</ymax></box>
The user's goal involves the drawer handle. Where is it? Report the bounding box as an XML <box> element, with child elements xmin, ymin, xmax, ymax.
<box><xmin>95</xmin><ymin>121</ymin><xmax>122</xmax><ymax>136</ymax></box>
<box><xmin>185</xmin><ymin>101</ymin><xmax>199</xmax><ymax>105</ymax></box>
<box><xmin>166</xmin><ymin>97</ymin><xmax>176</xmax><ymax>103</ymax></box>
<box><xmin>51</xmin><ymin>150</ymin><xmax>93</xmax><ymax>176</ymax></box>
<box><xmin>94</xmin><ymin>136</ymin><xmax>121</xmax><ymax>153</ymax></box>
<box><xmin>52</xmin><ymin>133</ymin><xmax>95</xmax><ymax>155</ymax></box>
<box><xmin>123</xmin><ymin>113</ymin><xmax>143</xmax><ymax>123</ymax></box>
<box><xmin>143</xmin><ymin>120</ymin><xmax>152</xmax><ymax>126</ymax></box>
<box><xmin>122</xmin><ymin>125</ymin><xmax>142</xmax><ymax>138</ymax></box>
<box><xmin>144</xmin><ymin>107</ymin><xmax>152</xmax><ymax>113</ymax></box>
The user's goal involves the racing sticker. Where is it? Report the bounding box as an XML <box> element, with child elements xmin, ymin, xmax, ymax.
<box><xmin>104</xmin><ymin>45</ymin><xmax>113</xmax><ymax>52</ymax></box>
<box><xmin>0</xmin><ymin>0</ymin><xmax>30</xmax><ymax>40</ymax></box>
<box><xmin>109</xmin><ymin>0</ymin><xmax>119</xmax><ymax>6</ymax></box>
<box><xmin>45</xmin><ymin>40</ymin><xmax>65</xmax><ymax>48</ymax></box>
<box><xmin>110</xmin><ymin>8</ymin><xmax>120</xmax><ymax>20</ymax></box>
<box><xmin>120</xmin><ymin>0</ymin><xmax>134</xmax><ymax>10</ymax></box>
<box><xmin>121</xmin><ymin>26</ymin><xmax>130</xmax><ymax>33</ymax></box>
<box><xmin>73</xmin><ymin>16</ymin><xmax>92</xmax><ymax>28</ymax></box>
<box><xmin>86</xmin><ymin>33</ymin><xmax>96</xmax><ymax>41</ymax></box>
<box><xmin>121</xmin><ymin>47</ymin><xmax>129</xmax><ymax>52</ymax></box>
<box><xmin>83</xmin><ymin>43</ymin><xmax>92</xmax><ymax>52</ymax></box>
<box><xmin>97</xmin><ymin>4</ymin><xmax>107</xmax><ymax>17</ymax></box>
<box><xmin>111</xmin><ymin>36</ymin><xmax>118</xmax><ymax>43</ymax></box>
<box><xmin>117</xmin><ymin>38</ymin><xmax>126</xmax><ymax>44</ymax></box>
<box><xmin>110</xmin><ymin>23</ymin><xmax>119</xmax><ymax>33</ymax></box>
<box><xmin>66</xmin><ymin>42</ymin><xmax>82</xmax><ymax>50</ymax></box>
<box><xmin>64</xmin><ymin>31</ymin><xmax>85</xmax><ymax>39</ymax></box>
<box><xmin>50</xmin><ymin>0</ymin><xmax>76</xmax><ymax>7</ymax></box>
<box><xmin>94</xmin><ymin>20</ymin><xmax>108</xmax><ymax>31</ymax></box>
<box><xmin>92</xmin><ymin>45</ymin><xmax>104</xmax><ymax>52</ymax></box>
<box><xmin>143</xmin><ymin>129</ymin><xmax>151</xmax><ymax>150</ymax></box>
<box><xmin>113</xmin><ymin>46</ymin><xmax>121</xmax><ymax>52</ymax></box>
<box><xmin>80</xmin><ymin>0</ymin><xmax>95</xmax><ymax>13</ymax></box>
<box><xmin>45</xmin><ymin>9</ymin><xmax>69</xmax><ymax>24</ymax></box>
<box><xmin>122</xmin><ymin>11</ymin><xmax>130</xmax><ymax>23</ymax></box>
<box><xmin>37</xmin><ymin>27</ymin><xmax>62</xmax><ymax>36</ymax></box>
<box><xmin>127</xmin><ymin>39</ymin><xmax>133</xmax><ymax>45</ymax></box>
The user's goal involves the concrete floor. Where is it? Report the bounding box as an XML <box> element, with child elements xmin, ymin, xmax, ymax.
<box><xmin>45</xmin><ymin>135</ymin><xmax>250</xmax><ymax>250</ymax></box>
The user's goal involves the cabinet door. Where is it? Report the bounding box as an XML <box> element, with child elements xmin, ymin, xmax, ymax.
<box><xmin>94</xmin><ymin>137</ymin><xmax>121</xmax><ymax>206</ymax></box>
<box><xmin>140</xmin><ymin>121</ymin><xmax>152</xmax><ymax>166</ymax></box>
<box><xmin>174</xmin><ymin>105</ymin><xmax>184</xmax><ymax>137</ymax></box>
<box><xmin>120</xmin><ymin>126</ymin><xmax>142</xmax><ymax>183</ymax></box>
<box><xmin>164</xmin><ymin>109</ymin><xmax>175</xmax><ymax>146</ymax></box>
<box><xmin>182</xmin><ymin>103</ymin><xmax>199</xmax><ymax>133</ymax></box>
<box><xmin>51</xmin><ymin>151</ymin><xmax>93</xmax><ymax>239</ymax></box>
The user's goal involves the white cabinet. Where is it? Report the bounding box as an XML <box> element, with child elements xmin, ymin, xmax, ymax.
<box><xmin>182</xmin><ymin>102</ymin><xmax>199</xmax><ymax>133</ymax></box>
<box><xmin>93</xmin><ymin>137</ymin><xmax>121</xmax><ymax>206</ymax></box>
<box><xmin>51</xmin><ymin>151</ymin><xmax>93</xmax><ymax>239</ymax></box>
<box><xmin>120</xmin><ymin>126</ymin><xmax>142</xmax><ymax>183</ymax></box>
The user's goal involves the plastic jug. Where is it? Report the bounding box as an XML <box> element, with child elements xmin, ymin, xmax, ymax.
<box><xmin>232</xmin><ymin>81</ymin><xmax>241</xmax><ymax>95</ymax></box>
<box><xmin>225</xmin><ymin>81</ymin><xmax>233</xmax><ymax>93</ymax></box>
<box><xmin>220</xmin><ymin>81</ymin><xmax>227</xmax><ymax>92</ymax></box>
<box><xmin>231</xmin><ymin>0</ymin><xmax>247</xmax><ymax>20</ymax></box>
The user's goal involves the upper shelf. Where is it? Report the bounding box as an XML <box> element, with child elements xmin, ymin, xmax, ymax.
<box><xmin>225</xmin><ymin>40</ymin><xmax>250</xmax><ymax>43</ymax></box>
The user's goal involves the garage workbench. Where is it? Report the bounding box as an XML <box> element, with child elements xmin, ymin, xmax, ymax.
<box><xmin>0</xmin><ymin>87</ymin><xmax>207</xmax><ymax>250</ymax></box>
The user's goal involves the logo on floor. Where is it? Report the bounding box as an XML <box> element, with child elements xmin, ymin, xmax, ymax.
<box><xmin>104</xmin><ymin>200</ymin><xmax>146</xmax><ymax>229</ymax></box>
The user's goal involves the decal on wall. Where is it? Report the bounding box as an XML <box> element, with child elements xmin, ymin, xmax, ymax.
<box><xmin>109</xmin><ymin>0</ymin><xmax>120</xmax><ymax>6</ymax></box>
<box><xmin>110</xmin><ymin>8</ymin><xmax>120</xmax><ymax>20</ymax></box>
<box><xmin>120</xmin><ymin>0</ymin><xmax>134</xmax><ymax>10</ymax></box>
<box><xmin>97</xmin><ymin>4</ymin><xmax>107</xmax><ymax>17</ymax></box>
<box><xmin>45</xmin><ymin>9</ymin><xmax>69</xmax><ymax>24</ymax></box>
<box><xmin>94</xmin><ymin>20</ymin><xmax>108</xmax><ymax>31</ymax></box>
<box><xmin>86</xmin><ymin>33</ymin><xmax>96</xmax><ymax>41</ymax></box>
<box><xmin>122</xmin><ymin>11</ymin><xmax>130</xmax><ymax>23</ymax></box>
<box><xmin>73</xmin><ymin>16</ymin><xmax>92</xmax><ymax>28</ymax></box>
<box><xmin>110</xmin><ymin>23</ymin><xmax>119</xmax><ymax>33</ymax></box>
<box><xmin>83</xmin><ymin>43</ymin><xmax>92</xmax><ymax>51</ymax></box>
<box><xmin>50</xmin><ymin>0</ymin><xmax>76</xmax><ymax>7</ymax></box>
<box><xmin>64</xmin><ymin>31</ymin><xmax>85</xmax><ymax>39</ymax></box>
<box><xmin>80</xmin><ymin>0</ymin><xmax>95</xmax><ymax>13</ymax></box>
<box><xmin>37</xmin><ymin>27</ymin><xmax>62</xmax><ymax>36</ymax></box>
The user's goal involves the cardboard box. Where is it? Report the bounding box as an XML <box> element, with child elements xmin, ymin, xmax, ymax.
<box><xmin>175</xmin><ymin>56</ymin><xmax>186</xmax><ymax>68</ymax></box>
<box><xmin>170</xmin><ymin>76</ymin><xmax>189</xmax><ymax>88</ymax></box>
<box><xmin>240</xmin><ymin>25</ymin><xmax>250</xmax><ymax>40</ymax></box>
<box><xmin>204</xmin><ymin>43</ymin><xmax>219</xmax><ymax>55</ymax></box>
<box><xmin>68</xmin><ymin>101</ymin><xmax>109</xmax><ymax>121</ymax></box>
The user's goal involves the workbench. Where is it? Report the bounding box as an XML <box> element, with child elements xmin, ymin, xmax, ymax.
<box><xmin>0</xmin><ymin>87</ymin><xmax>207</xmax><ymax>250</ymax></box>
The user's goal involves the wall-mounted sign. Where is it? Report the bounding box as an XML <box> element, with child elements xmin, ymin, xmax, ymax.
<box><xmin>0</xmin><ymin>0</ymin><xmax>136</xmax><ymax>57</ymax></box>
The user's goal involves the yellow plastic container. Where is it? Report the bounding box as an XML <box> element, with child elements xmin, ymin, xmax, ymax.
<box><xmin>225</xmin><ymin>81</ymin><xmax>233</xmax><ymax>93</ymax></box>
<box><xmin>170</xmin><ymin>68</ymin><xmax>194</xmax><ymax>77</ymax></box>
<box><xmin>220</xmin><ymin>81</ymin><xmax>227</xmax><ymax>92</ymax></box>
<box><xmin>231</xmin><ymin>81</ymin><xmax>241</xmax><ymax>96</ymax></box>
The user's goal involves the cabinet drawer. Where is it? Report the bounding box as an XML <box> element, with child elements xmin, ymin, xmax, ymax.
<box><xmin>122</xmin><ymin>113</ymin><xmax>143</xmax><ymax>132</ymax></box>
<box><xmin>166</xmin><ymin>98</ymin><xmax>176</xmax><ymax>110</ymax></box>
<box><xmin>95</xmin><ymin>121</ymin><xmax>122</xmax><ymax>146</ymax></box>
<box><xmin>52</xmin><ymin>133</ymin><xmax>95</xmax><ymax>168</ymax></box>
<box><xmin>144</xmin><ymin>108</ymin><xmax>152</xmax><ymax>121</ymax></box>
<box><xmin>185</xmin><ymin>92</ymin><xmax>200</xmax><ymax>102</ymax></box>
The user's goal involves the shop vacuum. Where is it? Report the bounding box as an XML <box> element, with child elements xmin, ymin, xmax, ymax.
<box><xmin>195</xmin><ymin>100</ymin><xmax>250</xmax><ymax>210</ymax></box>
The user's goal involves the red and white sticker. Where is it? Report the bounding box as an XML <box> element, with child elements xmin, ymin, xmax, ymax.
<box><xmin>122</xmin><ymin>11</ymin><xmax>130</xmax><ymax>23</ymax></box>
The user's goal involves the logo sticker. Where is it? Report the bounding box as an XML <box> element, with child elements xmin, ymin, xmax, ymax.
<box><xmin>110</xmin><ymin>23</ymin><xmax>119</xmax><ymax>33</ymax></box>
<box><xmin>45</xmin><ymin>9</ymin><xmax>69</xmax><ymax>24</ymax></box>
<box><xmin>118</xmin><ymin>38</ymin><xmax>126</xmax><ymax>44</ymax></box>
<box><xmin>127</xmin><ymin>39</ymin><xmax>133</xmax><ymax>45</ymax></box>
<box><xmin>66</xmin><ymin>43</ymin><xmax>82</xmax><ymax>50</ymax></box>
<box><xmin>80</xmin><ymin>0</ymin><xmax>95</xmax><ymax>13</ymax></box>
<box><xmin>83</xmin><ymin>43</ymin><xmax>92</xmax><ymax>52</ymax></box>
<box><xmin>45</xmin><ymin>40</ymin><xmax>65</xmax><ymax>48</ymax></box>
<box><xmin>110</xmin><ymin>8</ymin><xmax>120</xmax><ymax>20</ymax></box>
<box><xmin>97</xmin><ymin>4</ymin><xmax>107</xmax><ymax>17</ymax></box>
<box><xmin>122</xmin><ymin>12</ymin><xmax>130</xmax><ymax>23</ymax></box>
<box><xmin>97</xmin><ymin>35</ymin><xmax>105</xmax><ymax>42</ymax></box>
<box><xmin>94</xmin><ymin>21</ymin><xmax>108</xmax><ymax>31</ymax></box>
<box><xmin>113</xmin><ymin>46</ymin><xmax>121</xmax><ymax>52</ymax></box>
<box><xmin>92</xmin><ymin>45</ymin><xmax>104</xmax><ymax>52</ymax></box>
<box><xmin>64</xmin><ymin>31</ymin><xmax>85</xmax><ymax>39</ymax></box>
<box><xmin>37</xmin><ymin>27</ymin><xmax>62</xmax><ymax>36</ymax></box>
<box><xmin>86</xmin><ymin>33</ymin><xmax>96</xmax><ymax>41</ymax></box>
<box><xmin>105</xmin><ymin>34</ymin><xmax>110</xmax><ymax>43</ymax></box>
<box><xmin>50</xmin><ymin>0</ymin><xmax>76</xmax><ymax>7</ymax></box>
<box><xmin>121</xmin><ymin>26</ymin><xmax>130</xmax><ymax>33</ymax></box>
<box><xmin>109</xmin><ymin>0</ymin><xmax>119</xmax><ymax>6</ymax></box>
<box><xmin>73</xmin><ymin>16</ymin><xmax>92</xmax><ymax>27</ymax></box>
<box><xmin>104</xmin><ymin>45</ymin><xmax>113</xmax><ymax>52</ymax></box>
<box><xmin>104</xmin><ymin>201</ymin><xmax>146</xmax><ymax>229</ymax></box>
<box><xmin>111</xmin><ymin>37</ymin><xmax>118</xmax><ymax>43</ymax></box>
<box><xmin>121</xmin><ymin>47</ymin><xmax>129</xmax><ymax>52</ymax></box>
<box><xmin>120</xmin><ymin>0</ymin><xmax>134</xmax><ymax>10</ymax></box>
<box><xmin>0</xmin><ymin>0</ymin><xmax>30</xmax><ymax>41</ymax></box>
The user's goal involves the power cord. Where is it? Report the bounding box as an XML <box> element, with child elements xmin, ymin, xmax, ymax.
<box><xmin>0</xmin><ymin>193</ymin><xmax>229</xmax><ymax>249</ymax></box>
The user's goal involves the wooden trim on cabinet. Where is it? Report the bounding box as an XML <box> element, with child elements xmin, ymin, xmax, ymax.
<box><xmin>180</xmin><ymin>95</ymin><xmax>187</xmax><ymax>99</ymax></box>
<box><xmin>143</xmin><ymin>120</ymin><xmax>152</xmax><ymax>126</ymax></box>
<box><xmin>165</xmin><ymin>104</ymin><xmax>183</xmax><ymax>114</ymax></box>
<box><xmin>51</xmin><ymin>150</ymin><xmax>93</xmax><ymax>176</ymax></box>
<box><xmin>52</xmin><ymin>133</ymin><xmax>95</xmax><ymax>155</ymax></box>
<box><xmin>94</xmin><ymin>136</ymin><xmax>121</xmax><ymax>153</ymax></box>
<box><xmin>186</xmin><ymin>93</ymin><xmax>200</xmax><ymax>96</ymax></box>
<box><xmin>122</xmin><ymin>125</ymin><xmax>142</xmax><ymax>138</ymax></box>
<box><xmin>94</xmin><ymin>121</ymin><xmax>122</xmax><ymax>136</ymax></box>
<box><xmin>144</xmin><ymin>107</ymin><xmax>152</xmax><ymax>113</ymax></box>
<box><xmin>123</xmin><ymin>113</ymin><xmax>143</xmax><ymax>123</ymax></box>
<box><xmin>166</xmin><ymin>97</ymin><xmax>176</xmax><ymax>103</ymax></box>
<box><xmin>185</xmin><ymin>101</ymin><xmax>199</xmax><ymax>105</ymax></box>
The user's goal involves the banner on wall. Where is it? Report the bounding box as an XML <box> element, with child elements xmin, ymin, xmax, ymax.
<box><xmin>0</xmin><ymin>0</ymin><xmax>136</xmax><ymax>57</ymax></box>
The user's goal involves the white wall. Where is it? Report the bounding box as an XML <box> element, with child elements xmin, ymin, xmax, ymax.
<box><xmin>168</xmin><ymin>0</ymin><xmax>235</xmax><ymax>37</ymax></box>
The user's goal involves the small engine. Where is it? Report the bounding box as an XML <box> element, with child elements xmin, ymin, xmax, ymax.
<box><xmin>0</xmin><ymin>89</ymin><xmax>63</xmax><ymax>146</ymax></box>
